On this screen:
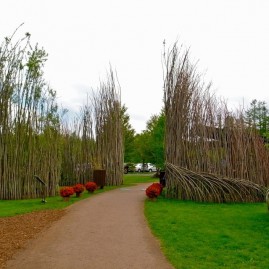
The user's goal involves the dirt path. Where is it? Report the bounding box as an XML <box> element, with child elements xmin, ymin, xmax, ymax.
<box><xmin>6</xmin><ymin>184</ymin><xmax>174</xmax><ymax>269</ymax></box>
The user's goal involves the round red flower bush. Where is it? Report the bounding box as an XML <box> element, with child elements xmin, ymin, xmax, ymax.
<box><xmin>73</xmin><ymin>183</ymin><xmax>85</xmax><ymax>194</ymax></box>
<box><xmin>85</xmin><ymin>181</ymin><xmax>98</xmax><ymax>193</ymax></box>
<box><xmin>150</xmin><ymin>183</ymin><xmax>163</xmax><ymax>195</ymax></box>
<box><xmin>146</xmin><ymin>184</ymin><xmax>161</xmax><ymax>199</ymax></box>
<box><xmin>60</xmin><ymin>186</ymin><xmax>74</xmax><ymax>197</ymax></box>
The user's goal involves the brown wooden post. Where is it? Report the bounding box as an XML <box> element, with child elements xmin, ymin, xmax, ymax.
<box><xmin>93</xmin><ymin>169</ymin><xmax>106</xmax><ymax>189</ymax></box>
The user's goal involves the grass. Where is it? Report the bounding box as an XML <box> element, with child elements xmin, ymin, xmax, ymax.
<box><xmin>145</xmin><ymin>196</ymin><xmax>269</xmax><ymax>269</ymax></box>
<box><xmin>0</xmin><ymin>172</ymin><xmax>156</xmax><ymax>217</ymax></box>
<box><xmin>123</xmin><ymin>172</ymin><xmax>158</xmax><ymax>186</ymax></box>
<box><xmin>0</xmin><ymin>186</ymin><xmax>118</xmax><ymax>217</ymax></box>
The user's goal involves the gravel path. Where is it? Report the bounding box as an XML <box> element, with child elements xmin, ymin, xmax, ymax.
<box><xmin>6</xmin><ymin>184</ymin><xmax>174</xmax><ymax>269</ymax></box>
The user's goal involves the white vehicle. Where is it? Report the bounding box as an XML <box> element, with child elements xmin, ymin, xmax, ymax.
<box><xmin>147</xmin><ymin>163</ymin><xmax>157</xmax><ymax>172</ymax></box>
<box><xmin>135</xmin><ymin>163</ymin><xmax>157</xmax><ymax>172</ymax></box>
<box><xmin>135</xmin><ymin>163</ymin><xmax>144</xmax><ymax>172</ymax></box>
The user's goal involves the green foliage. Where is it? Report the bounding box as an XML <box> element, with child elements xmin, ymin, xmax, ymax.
<box><xmin>132</xmin><ymin>111</ymin><xmax>165</xmax><ymax>168</ymax></box>
<box><xmin>121</xmin><ymin>105</ymin><xmax>165</xmax><ymax>167</ymax></box>
<box><xmin>245</xmin><ymin>99</ymin><xmax>269</xmax><ymax>140</ymax></box>
<box><xmin>145</xmin><ymin>197</ymin><xmax>269</xmax><ymax>269</ymax></box>
<box><xmin>132</xmin><ymin>131</ymin><xmax>150</xmax><ymax>163</ymax></box>
<box><xmin>145</xmin><ymin>111</ymin><xmax>165</xmax><ymax>168</ymax></box>
<box><xmin>26</xmin><ymin>44</ymin><xmax>48</xmax><ymax>78</ymax></box>
<box><xmin>121</xmin><ymin>105</ymin><xmax>136</xmax><ymax>162</ymax></box>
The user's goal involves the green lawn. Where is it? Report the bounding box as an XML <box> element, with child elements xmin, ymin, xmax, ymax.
<box><xmin>123</xmin><ymin>172</ymin><xmax>158</xmax><ymax>185</ymax></box>
<box><xmin>0</xmin><ymin>173</ymin><xmax>156</xmax><ymax>217</ymax></box>
<box><xmin>145</xmin><ymin>196</ymin><xmax>269</xmax><ymax>269</ymax></box>
<box><xmin>0</xmin><ymin>186</ymin><xmax>119</xmax><ymax>217</ymax></box>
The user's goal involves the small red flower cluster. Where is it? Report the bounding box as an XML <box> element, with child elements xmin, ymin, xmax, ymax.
<box><xmin>73</xmin><ymin>183</ymin><xmax>85</xmax><ymax>194</ymax></box>
<box><xmin>85</xmin><ymin>181</ymin><xmax>97</xmax><ymax>192</ymax></box>
<box><xmin>60</xmin><ymin>186</ymin><xmax>75</xmax><ymax>197</ymax></box>
<box><xmin>146</xmin><ymin>183</ymin><xmax>163</xmax><ymax>199</ymax></box>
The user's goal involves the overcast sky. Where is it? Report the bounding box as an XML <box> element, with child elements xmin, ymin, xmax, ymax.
<box><xmin>1</xmin><ymin>0</ymin><xmax>269</xmax><ymax>133</ymax></box>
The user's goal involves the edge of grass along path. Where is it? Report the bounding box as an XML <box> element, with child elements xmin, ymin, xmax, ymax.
<box><xmin>0</xmin><ymin>186</ymin><xmax>118</xmax><ymax>217</ymax></box>
<box><xmin>0</xmin><ymin>173</ymin><xmax>157</xmax><ymax>217</ymax></box>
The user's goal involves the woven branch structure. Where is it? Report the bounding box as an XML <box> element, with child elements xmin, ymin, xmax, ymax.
<box><xmin>166</xmin><ymin>163</ymin><xmax>265</xmax><ymax>203</ymax></box>
<box><xmin>163</xmin><ymin>43</ymin><xmax>269</xmax><ymax>203</ymax></box>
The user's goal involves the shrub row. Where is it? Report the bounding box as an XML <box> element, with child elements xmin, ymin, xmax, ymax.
<box><xmin>60</xmin><ymin>182</ymin><xmax>98</xmax><ymax>199</ymax></box>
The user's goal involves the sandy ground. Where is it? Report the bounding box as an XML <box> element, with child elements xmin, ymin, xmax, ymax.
<box><xmin>4</xmin><ymin>184</ymin><xmax>174</xmax><ymax>269</ymax></box>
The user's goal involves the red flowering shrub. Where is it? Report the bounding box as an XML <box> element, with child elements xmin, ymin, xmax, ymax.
<box><xmin>146</xmin><ymin>185</ymin><xmax>160</xmax><ymax>199</ymax></box>
<box><xmin>73</xmin><ymin>183</ymin><xmax>85</xmax><ymax>194</ymax></box>
<box><xmin>146</xmin><ymin>183</ymin><xmax>164</xmax><ymax>199</ymax></box>
<box><xmin>85</xmin><ymin>182</ymin><xmax>98</xmax><ymax>193</ymax></box>
<box><xmin>151</xmin><ymin>183</ymin><xmax>163</xmax><ymax>195</ymax></box>
<box><xmin>60</xmin><ymin>186</ymin><xmax>74</xmax><ymax>197</ymax></box>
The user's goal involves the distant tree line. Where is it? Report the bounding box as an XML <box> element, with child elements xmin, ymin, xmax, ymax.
<box><xmin>245</xmin><ymin>99</ymin><xmax>269</xmax><ymax>144</ymax></box>
<box><xmin>122</xmin><ymin>108</ymin><xmax>165</xmax><ymax>170</ymax></box>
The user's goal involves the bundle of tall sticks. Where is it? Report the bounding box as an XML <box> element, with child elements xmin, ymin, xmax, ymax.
<box><xmin>166</xmin><ymin>162</ymin><xmax>266</xmax><ymax>203</ymax></box>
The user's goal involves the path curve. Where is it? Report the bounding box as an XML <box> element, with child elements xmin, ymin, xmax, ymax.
<box><xmin>6</xmin><ymin>184</ymin><xmax>174</xmax><ymax>269</ymax></box>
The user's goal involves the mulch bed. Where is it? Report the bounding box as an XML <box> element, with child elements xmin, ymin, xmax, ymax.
<box><xmin>0</xmin><ymin>209</ymin><xmax>66</xmax><ymax>268</ymax></box>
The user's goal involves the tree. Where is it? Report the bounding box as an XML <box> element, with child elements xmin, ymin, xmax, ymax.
<box><xmin>245</xmin><ymin>99</ymin><xmax>269</xmax><ymax>141</ymax></box>
<box><xmin>131</xmin><ymin>111</ymin><xmax>165</xmax><ymax>169</ymax></box>
<box><xmin>144</xmin><ymin>111</ymin><xmax>165</xmax><ymax>168</ymax></box>
<box><xmin>121</xmin><ymin>105</ymin><xmax>136</xmax><ymax>162</ymax></box>
<box><xmin>133</xmin><ymin>131</ymin><xmax>151</xmax><ymax>164</ymax></box>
